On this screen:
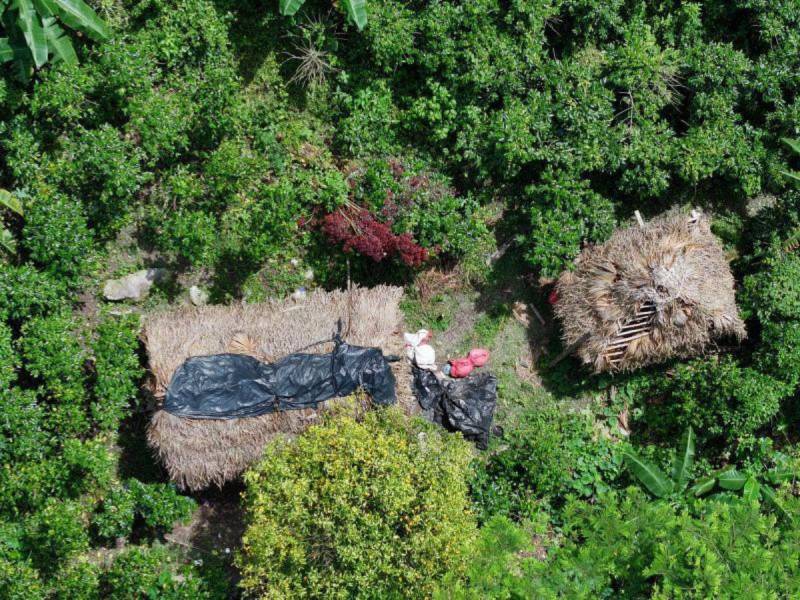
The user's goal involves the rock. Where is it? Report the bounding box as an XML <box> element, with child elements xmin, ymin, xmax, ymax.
<box><xmin>303</xmin><ymin>268</ymin><xmax>314</xmax><ymax>281</ymax></box>
<box><xmin>189</xmin><ymin>285</ymin><xmax>209</xmax><ymax>306</ymax></box>
<box><xmin>291</xmin><ymin>287</ymin><xmax>307</xmax><ymax>301</ymax></box>
<box><xmin>103</xmin><ymin>268</ymin><xmax>169</xmax><ymax>301</ymax></box>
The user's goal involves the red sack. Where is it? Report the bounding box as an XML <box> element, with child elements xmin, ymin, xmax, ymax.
<box><xmin>448</xmin><ymin>357</ymin><xmax>474</xmax><ymax>378</ymax></box>
<box><xmin>468</xmin><ymin>348</ymin><xmax>490</xmax><ymax>367</ymax></box>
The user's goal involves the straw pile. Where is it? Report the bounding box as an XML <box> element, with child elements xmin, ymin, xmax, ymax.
<box><xmin>144</xmin><ymin>285</ymin><xmax>416</xmax><ymax>490</ymax></box>
<box><xmin>554</xmin><ymin>209</ymin><xmax>746</xmax><ymax>372</ymax></box>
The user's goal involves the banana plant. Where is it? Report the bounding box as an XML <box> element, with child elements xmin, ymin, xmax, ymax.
<box><xmin>279</xmin><ymin>0</ymin><xmax>367</xmax><ymax>31</ymax></box>
<box><xmin>625</xmin><ymin>427</ymin><xmax>795</xmax><ymax>522</ymax></box>
<box><xmin>0</xmin><ymin>0</ymin><xmax>110</xmax><ymax>79</ymax></box>
<box><xmin>0</xmin><ymin>188</ymin><xmax>22</xmax><ymax>255</ymax></box>
<box><xmin>624</xmin><ymin>427</ymin><xmax>696</xmax><ymax>499</ymax></box>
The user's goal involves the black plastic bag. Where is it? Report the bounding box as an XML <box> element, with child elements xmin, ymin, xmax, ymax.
<box><xmin>164</xmin><ymin>338</ymin><xmax>396</xmax><ymax>419</ymax></box>
<box><xmin>412</xmin><ymin>367</ymin><xmax>497</xmax><ymax>449</ymax></box>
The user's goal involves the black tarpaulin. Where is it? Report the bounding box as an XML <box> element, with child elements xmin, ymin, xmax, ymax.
<box><xmin>164</xmin><ymin>339</ymin><xmax>397</xmax><ymax>419</ymax></box>
<box><xmin>412</xmin><ymin>367</ymin><xmax>497</xmax><ymax>449</ymax></box>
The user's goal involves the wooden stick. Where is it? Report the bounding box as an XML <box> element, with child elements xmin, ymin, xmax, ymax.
<box><xmin>634</xmin><ymin>210</ymin><xmax>645</xmax><ymax>227</ymax></box>
<box><xmin>549</xmin><ymin>331</ymin><xmax>591</xmax><ymax>368</ymax></box>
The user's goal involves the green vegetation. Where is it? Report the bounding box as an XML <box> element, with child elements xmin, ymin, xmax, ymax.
<box><xmin>1</xmin><ymin>0</ymin><xmax>800</xmax><ymax>596</ymax></box>
<box><xmin>238</xmin><ymin>409</ymin><xmax>476</xmax><ymax>599</ymax></box>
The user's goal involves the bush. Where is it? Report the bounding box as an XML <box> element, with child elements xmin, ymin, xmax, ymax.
<box><xmin>237</xmin><ymin>409</ymin><xmax>477</xmax><ymax>599</ymax></box>
<box><xmin>93</xmin><ymin>480</ymin><xmax>194</xmax><ymax>541</ymax></box>
<box><xmin>90</xmin><ymin>314</ymin><xmax>143</xmax><ymax>433</ymax></box>
<box><xmin>0</xmin><ymin>322</ymin><xmax>17</xmax><ymax>388</ymax></box>
<box><xmin>527</xmin><ymin>488</ymin><xmax>800</xmax><ymax>598</ymax></box>
<box><xmin>23</xmin><ymin>498</ymin><xmax>89</xmax><ymax>574</ymax></box>
<box><xmin>51</xmin><ymin>560</ymin><xmax>101</xmax><ymax>600</ymax></box>
<box><xmin>101</xmin><ymin>545</ymin><xmax>216</xmax><ymax>600</ymax></box>
<box><xmin>22</xmin><ymin>191</ymin><xmax>93</xmax><ymax>281</ymax></box>
<box><xmin>470</xmin><ymin>403</ymin><xmax>624</xmax><ymax>522</ymax></box>
<box><xmin>18</xmin><ymin>313</ymin><xmax>89</xmax><ymax>437</ymax></box>
<box><xmin>0</xmin><ymin>264</ymin><xmax>65</xmax><ymax>321</ymax></box>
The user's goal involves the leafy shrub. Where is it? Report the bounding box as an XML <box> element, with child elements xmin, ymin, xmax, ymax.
<box><xmin>0</xmin><ymin>264</ymin><xmax>65</xmax><ymax>321</ymax></box>
<box><xmin>237</xmin><ymin>409</ymin><xmax>477</xmax><ymax>599</ymax></box>
<box><xmin>526</xmin><ymin>171</ymin><xmax>616</xmax><ymax>278</ymax></box>
<box><xmin>90</xmin><ymin>314</ymin><xmax>143</xmax><ymax>432</ymax></box>
<box><xmin>527</xmin><ymin>488</ymin><xmax>800</xmax><ymax>598</ymax></box>
<box><xmin>56</xmin><ymin>125</ymin><xmax>147</xmax><ymax>237</ymax></box>
<box><xmin>0</xmin><ymin>322</ymin><xmax>17</xmax><ymax>388</ymax></box>
<box><xmin>636</xmin><ymin>356</ymin><xmax>788</xmax><ymax>451</ymax></box>
<box><xmin>18</xmin><ymin>313</ymin><xmax>89</xmax><ymax>437</ymax></box>
<box><xmin>470</xmin><ymin>403</ymin><xmax>624</xmax><ymax>522</ymax></box>
<box><xmin>101</xmin><ymin>544</ymin><xmax>216</xmax><ymax>600</ymax></box>
<box><xmin>92</xmin><ymin>485</ymin><xmax>136</xmax><ymax>540</ymax></box>
<box><xmin>51</xmin><ymin>559</ymin><xmax>100</xmax><ymax>600</ymax></box>
<box><xmin>434</xmin><ymin>515</ymin><xmax>543</xmax><ymax>600</ymax></box>
<box><xmin>93</xmin><ymin>480</ymin><xmax>194</xmax><ymax>540</ymax></box>
<box><xmin>22</xmin><ymin>191</ymin><xmax>93</xmax><ymax>281</ymax></box>
<box><xmin>23</xmin><ymin>498</ymin><xmax>89</xmax><ymax>574</ymax></box>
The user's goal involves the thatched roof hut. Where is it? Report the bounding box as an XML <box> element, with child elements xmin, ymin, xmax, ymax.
<box><xmin>144</xmin><ymin>285</ymin><xmax>417</xmax><ymax>490</ymax></box>
<box><xmin>553</xmin><ymin>209</ymin><xmax>746</xmax><ymax>373</ymax></box>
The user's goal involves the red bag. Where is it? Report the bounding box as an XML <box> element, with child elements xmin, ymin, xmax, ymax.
<box><xmin>448</xmin><ymin>357</ymin><xmax>474</xmax><ymax>378</ymax></box>
<box><xmin>468</xmin><ymin>348</ymin><xmax>489</xmax><ymax>367</ymax></box>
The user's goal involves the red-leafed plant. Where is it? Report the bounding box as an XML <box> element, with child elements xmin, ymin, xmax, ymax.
<box><xmin>321</xmin><ymin>203</ymin><xmax>428</xmax><ymax>267</ymax></box>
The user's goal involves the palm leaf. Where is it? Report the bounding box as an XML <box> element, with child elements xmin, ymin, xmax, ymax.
<box><xmin>278</xmin><ymin>0</ymin><xmax>305</xmax><ymax>16</ymax></box>
<box><xmin>17</xmin><ymin>0</ymin><xmax>48</xmax><ymax>68</ymax></box>
<box><xmin>624</xmin><ymin>451</ymin><xmax>673</xmax><ymax>498</ymax></box>
<box><xmin>342</xmin><ymin>0</ymin><xmax>367</xmax><ymax>30</ymax></box>
<box><xmin>52</xmin><ymin>0</ymin><xmax>110</xmax><ymax>41</ymax></box>
<box><xmin>717</xmin><ymin>468</ymin><xmax>747</xmax><ymax>491</ymax></box>
<box><xmin>43</xmin><ymin>16</ymin><xmax>76</xmax><ymax>64</ymax></box>
<box><xmin>670</xmin><ymin>427</ymin><xmax>695</xmax><ymax>491</ymax></box>
<box><xmin>0</xmin><ymin>189</ymin><xmax>23</xmax><ymax>216</ymax></box>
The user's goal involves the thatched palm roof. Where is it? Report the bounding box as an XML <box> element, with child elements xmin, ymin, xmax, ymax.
<box><xmin>144</xmin><ymin>285</ymin><xmax>417</xmax><ymax>490</ymax></box>
<box><xmin>554</xmin><ymin>209</ymin><xmax>745</xmax><ymax>372</ymax></box>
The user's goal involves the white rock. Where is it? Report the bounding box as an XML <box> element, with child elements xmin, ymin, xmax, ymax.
<box><xmin>291</xmin><ymin>287</ymin><xmax>307</xmax><ymax>301</ymax></box>
<box><xmin>189</xmin><ymin>285</ymin><xmax>209</xmax><ymax>306</ymax></box>
<box><xmin>103</xmin><ymin>269</ymin><xmax>169</xmax><ymax>301</ymax></box>
<box><xmin>303</xmin><ymin>268</ymin><xmax>314</xmax><ymax>280</ymax></box>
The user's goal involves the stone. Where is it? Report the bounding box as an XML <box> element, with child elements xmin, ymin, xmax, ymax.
<box><xmin>103</xmin><ymin>268</ymin><xmax>169</xmax><ymax>301</ymax></box>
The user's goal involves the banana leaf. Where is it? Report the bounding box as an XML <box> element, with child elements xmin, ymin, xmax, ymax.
<box><xmin>0</xmin><ymin>228</ymin><xmax>16</xmax><ymax>254</ymax></box>
<box><xmin>52</xmin><ymin>0</ymin><xmax>109</xmax><ymax>41</ymax></box>
<box><xmin>278</xmin><ymin>0</ymin><xmax>305</xmax><ymax>16</ymax></box>
<box><xmin>717</xmin><ymin>468</ymin><xmax>747</xmax><ymax>491</ymax></box>
<box><xmin>689</xmin><ymin>475</ymin><xmax>716</xmax><ymax>497</ymax></box>
<box><xmin>0</xmin><ymin>37</ymin><xmax>12</xmax><ymax>62</ymax></box>
<box><xmin>624</xmin><ymin>451</ymin><xmax>673</xmax><ymax>498</ymax></box>
<box><xmin>43</xmin><ymin>16</ymin><xmax>76</xmax><ymax>64</ymax></box>
<box><xmin>670</xmin><ymin>427</ymin><xmax>695</xmax><ymax>491</ymax></box>
<box><xmin>760</xmin><ymin>486</ymin><xmax>793</xmax><ymax>524</ymax></box>
<box><xmin>342</xmin><ymin>0</ymin><xmax>367</xmax><ymax>30</ymax></box>
<box><xmin>17</xmin><ymin>0</ymin><xmax>48</xmax><ymax>68</ymax></box>
<box><xmin>0</xmin><ymin>189</ymin><xmax>23</xmax><ymax>216</ymax></box>
<box><xmin>743</xmin><ymin>477</ymin><xmax>760</xmax><ymax>502</ymax></box>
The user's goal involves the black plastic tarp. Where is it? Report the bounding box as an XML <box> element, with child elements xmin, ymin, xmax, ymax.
<box><xmin>164</xmin><ymin>339</ymin><xmax>397</xmax><ymax>419</ymax></box>
<box><xmin>412</xmin><ymin>367</ymin><xmax>497</xmax><ymax>449</ymax></box>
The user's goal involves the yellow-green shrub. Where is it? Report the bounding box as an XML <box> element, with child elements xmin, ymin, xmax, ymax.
<box><xmin>237</xmin><ymin>408</ymin><xmax>477</xmax><ymax>599</ymax></box>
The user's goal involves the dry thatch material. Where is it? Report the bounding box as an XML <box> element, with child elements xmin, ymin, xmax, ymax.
<box><xmin>144</xmin><ymin>285</ymin><xmax>417</xmax><ymax>490</ymax></box>
<box><xmin>554</xmin><ymin>209</ymin><xmax>745</xmax><ymax>373</ymax></box>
